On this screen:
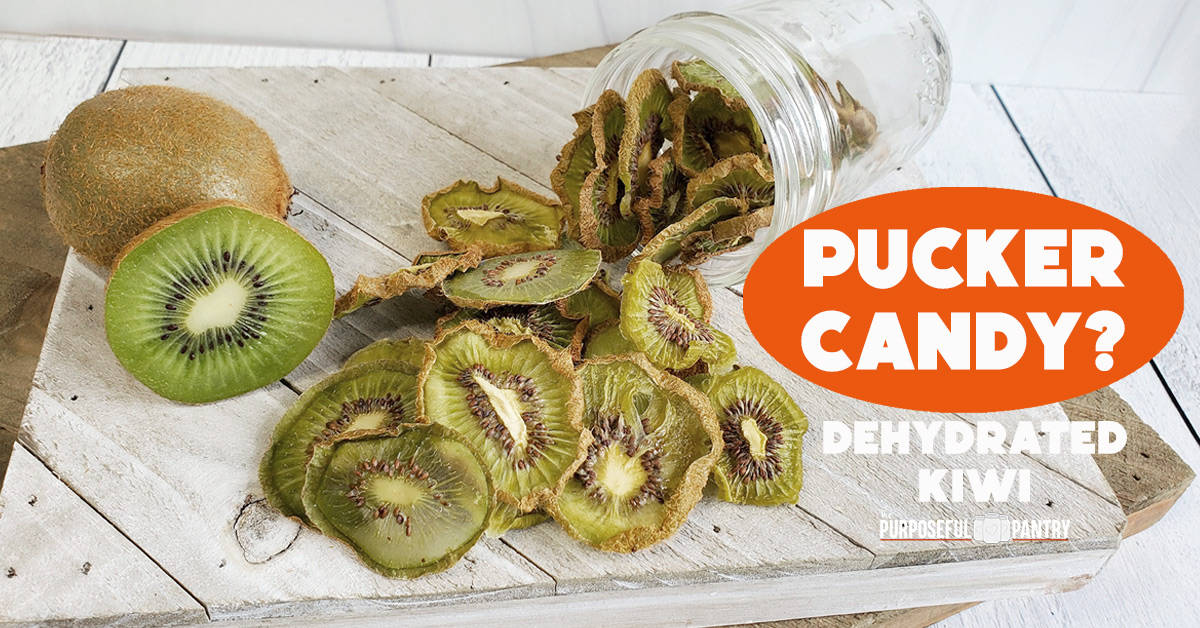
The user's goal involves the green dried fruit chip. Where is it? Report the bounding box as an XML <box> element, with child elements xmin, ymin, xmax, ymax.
<box><xmin>671</xmin><ymin>58</ymin><xmax>742</xmax><ymax>103</ymax></box>
<box><xmin>670</xmin><ymin>89</ymin><xmax>764</xmax><ymax>176</ymax></box>
<box><xmin>591</xmin><ymin>90</ymin><xmax>626</xmax><ymax>168</ymax></box>
<box><xmin>422</xmin><ymin>178</ymin><xmax>563</xmax><ymax>256</ymax></box>
<box><xmin>678</xmin><ymin>204</ymin><xmax>775</xmax><ymax>265</ymax></box>
<box><xmin>616</xmin><ymin>69</ymin><xmax>673</xmax><ymax>218</ymax></box>
<box><xmin>551</xmin><ymin>107</ymin><xmax>598</xmax><ymax>240</ymax></box>
<box><xmin>555</xmin><ymin>271</ymin><xmax>622</xmax><ymax>327</ymax></box>
<box><xmin>686</xmin><ymin>154</ymin><xmax>775</xmax><ymax>211</ymax></box>
<box><xmin>633</xmin><ymin>154</ymin><xmax>690</xmax><ymax>239</ymax></box>
<box><xmin>578</xmin><ymin>166</ymin><xmax>642</xmax><ymax>261</ymax></box>
<box><xmin>441</xmin><ymin>248</ymin><xmax>602</xmax><ymax>309</ymax></box>
<box><xmin>620</xmin><ymin>260</ymin><xmax>728</xmax><ymax>371</ymax></box>
<box><xmin>343</xmin><ymin>336</ymin><xmax>429</xmax><ymax>371</ymax></box>
<box><xmin>437</xmin><ymin>303</ymin><xmax>587</xmax><ymax>359</ymax></box>
<box><xmin>636</xmin><ymin>197</ymin><xmax>748</xmax><ymax>266</ymax></box>
<box><xmin>334</xmin><ymin>249</ymin><xmax>484</xmax><ymax>318</ymax></box>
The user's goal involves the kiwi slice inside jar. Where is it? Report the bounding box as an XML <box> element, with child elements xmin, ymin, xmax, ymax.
<box><xmin>104</xmin><ymin>202</ymin><xmax>333</xmax><ymax>404</ymax></box>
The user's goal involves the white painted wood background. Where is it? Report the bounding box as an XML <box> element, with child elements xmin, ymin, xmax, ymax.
<box><xmin>0</xmin><ymin>0</ymin><xmax>1197</xmax><ymax>92</ymax></box>
<box><xmin>0</xmin><ymin>34</ymin><xmax>1197</xmax><ymax>626</ymax></box>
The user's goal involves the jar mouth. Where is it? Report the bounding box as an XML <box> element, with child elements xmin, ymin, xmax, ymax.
<box><xmin>582</xmin><ymin>12</ymin><xmax>838</xmax><ymax>287</ymax></box>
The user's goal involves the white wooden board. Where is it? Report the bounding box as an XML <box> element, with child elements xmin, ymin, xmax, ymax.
<box><xmin>2</xmin><ymin>66</ymin><xmax>1135</xmax><ymax>623</ymax></box>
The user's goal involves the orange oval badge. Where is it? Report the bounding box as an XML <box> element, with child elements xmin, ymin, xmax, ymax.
<box><xmin>743</xmin><ymin>188</ymin><xmax>1182</xmax><ymax>412</ymax></box>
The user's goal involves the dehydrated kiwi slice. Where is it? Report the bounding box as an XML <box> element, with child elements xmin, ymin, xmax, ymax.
<box><xmin>706</xmin><ymin>367</ymin><xmax>807</xmax><ymax>506</ymax></box>
<box><xmin>422</xmin><ymin>178</ymin><xmax>562</xmax><ymax>256</ymax></box>
<box><xmin>633</xmin><ymin>154</ymin><xmax>690</xmax><ymax>237</ymax></box>
<box><xmin>671</xmin><ymin>58</ymin><xmax>742</xmax><ymax>103</ymax></box>
<box><xmin>334</xmin><ymin>249</ymin><xmax>483</xmax><ymax>317</ymax></box>
<box><xmin>591</xmin><ymin>90</ymin><xmax>626</xmax><ymax>168</ymax></box>
<box><xmin>301</xmin><ymin>425</ymin><xmax>491</xmax><ymax>578</ymax></box>
<box><xmin>669</xmin><ymin>89</ymin><xmax>764</xmax><ymax>176</ymax></box>
<box><xmin>551</xmin><ymin>107</ymin><xmax>598</xmax><ymax>239</ymax></box>
<box><xmin>617</xmin><ymin>69</ymin><xmax>673</xmax><ymax>217</ymax></box>
<box><xmin>343</xmin><ymin>337</ymin><xmax>428</xmax><ymax>371</ymax></box>
<box><xmin>678</xmin><ymin>205</ymin><xmax>775</xmax><ymax>265</ymax></box>
<box><xmin>104</xmin><ymin>202</ymin><xmax>334</xmax><ymax>404</ymax></box>
<box><xmin>686</xmin><ymin>154</ymin><xmax>775</xmax><ymax>211</ymax></box>
<box><xmin>260</xmin><ymin>360</ymin><xmax>420</xmax><ymax>523</ymax></box>
<box><xmin>437</xmin><ymin>304</ymin><xmax>587</xmax><ymax>357</ymax></box>
<box><xmin>620</xmin><ymin>260</ymin><xmax>728</xmax><ymax>371</ymax></box>
<box><xmin>636</xmin><ymin>197</ymin><xmax>747</xmax><ymax>265</ymax></box>
<box><xmin>551</xmin><ymin>354</ymin><xmax>720</xmax><ymax>552</ymax></box>
<box><xmin>578</xmin><ymin>166</ymin><xmax>642</xmax><ymax>261</ymax></box>
<box><xmin>582</xmin><ymin>320</ymin><xmax>637</xmax><ymax>359</ymax></box>
<box><xmin>486</xmin><ymin>500</ymin><xmax>549</xmax><ymax>537</ymax></box>
<box><xmin>441</xmin><ymin>248</ymin><xmax>601</xmax><ymax>309</ymax></box>
<box><xmin>420</xmin><ymin>321</ymin><xmax>587</xmax><ymax>511</ymax></box>
<box><xmin>556</xmin><ymin>272</ymin><xmax>622</xmax><ymax>326</ymax></box>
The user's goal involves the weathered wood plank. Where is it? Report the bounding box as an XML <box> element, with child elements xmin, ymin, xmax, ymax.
<box><xmin>18</xmin><ymin>254</ymin><xmax>555</xmax><ymax>621</ymax></box>
<box><xmin>0</xmin><ymin>444</ymin><xmax>206</xmax><ymax>625</ymax></box>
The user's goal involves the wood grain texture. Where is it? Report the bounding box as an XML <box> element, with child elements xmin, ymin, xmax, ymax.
<box><xmin>1143</xmin><ymin>0</ymin><xmax>1200</xmax><ymax>92</ymax></box>
<box><xmin>0</xmin><ymin>444</ymin><xmax>206</xmax><ymax>625</ymax></box>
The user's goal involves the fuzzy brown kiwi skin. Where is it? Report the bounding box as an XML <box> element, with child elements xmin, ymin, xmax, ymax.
<box><xmin>417</xmin><ymin>320</ymin><xmax>592</xmax><ymax>513</ymax></box>
<box><xmin>42</xmin><ymin>85</ymin><xmax>291</xmax><ymax>267</ymax></box>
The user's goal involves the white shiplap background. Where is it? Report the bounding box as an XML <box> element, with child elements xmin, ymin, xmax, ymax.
<box><xmin>0</xmin><ymin>0</ymin><xmax>1196</xmax><ymax>93</ymax></box>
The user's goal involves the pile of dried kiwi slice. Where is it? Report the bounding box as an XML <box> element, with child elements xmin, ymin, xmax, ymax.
<box><xmin>257</xmin><ymin>59</ymin><xmax>811</xmax><ymax>578</ymax></box>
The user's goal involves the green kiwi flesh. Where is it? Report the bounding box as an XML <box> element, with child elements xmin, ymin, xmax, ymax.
<box><xmin>260</xmin><ymin>360</ymin><xmax>420</xmax><ymax>523</ymax></box>
<box><xmin>420</xmin><ymin>321</ymin><xmax>586</xmax><ymax>512</ymax></box>
<box><xmin>105</xmin><ymin>204</ymin><xmax>333</xmax><ymax>403</ymax></box>
<box><xmin>620</xmin><ymin>260</ymin><xmax>725</xmax><ymax>371</ymax></box>
<box><xmin>441</xmin><ymin>248</ymin><xmax>601</xmax><ymax>309</ymax></box>
<box><xmin>707</xmin><ymin>367</ymin><xmax>808</xmax><ymax>506</ymax></box>
<box><xmin>551</xmin><ymin>354</ymin><xmax>720</xmax><ymax>552</ymax></box>
<box><xmin>422</xmin><ymin>178</ymin><xmax>562</xmax><ymax>256</ymax></box>
<box><xmin>301</xmin><ymin>425</ymin><xmax>492</xmax><ymax>578</ymax></box>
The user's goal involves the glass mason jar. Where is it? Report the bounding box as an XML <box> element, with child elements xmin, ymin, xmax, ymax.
<box><xmin>583</xmin><ymin>0</ymin><xmax>951</xmax><ymax>287</ymax></box>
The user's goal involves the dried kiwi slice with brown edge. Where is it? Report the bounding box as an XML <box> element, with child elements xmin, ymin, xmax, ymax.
<box><xmin>686</xmin><ymin>153</ymin><xmax>775</xmax><ymax>211</ymax></box>
<box><xmin>582</xmin><ymin>320</ymin><xmax>638</xmax><ymax>360</ymax></box>
<box><xmin>422</xmin><ymin>178</ymin><xmax>563</xmax><ymax>256</ymax></box>
<box><xmin>678</xmin><ymin>204</ymin><xmax>775</xmax><ymax>265</ymax></box>
<box><xmin>665</xmin><ymin>328</ymin><xmax>737</xmax><ymax>379</ymax></box>
<box><xmin>486</xmin><ymin>501</ymin><xmax>550</xmax><ymax>538</ymax></box>
<box><xmin>578</xmin><ymin>166</ymin><xmax>642</xmax><ymax>261</ymax></box>
<box><xmin>671</xmin><ymin>58</ymin><xmax>743</xmax><ymax>104</ymax></box>
<box><xmin>437</xmin><ymin>304</ymin><xmax>587</xmax><ymax>359</ymax></box>
<box><xmin>441</xmin><ymin>248</ymin><xmax>601</xmax><ymax>309</ymax></box>
<box><xmin>591</xmin><ymin>90</ymin><xmax>626</xmax><ymax>168</ymax></box>
<box><xmin>616</xmin><ymin>69</ymin><xmax>674</xmax><ymax>218</ymax></box>
<box><xmin>621</xmin><ymin>260</ymin><xmax>730</xmax><ymax>371</ymax></box>
<box><xmin>706</xmin><ymin>366</ymin><xmax>807</xmax><ymax>506</ymax></box>
<box><xmin>550</xmin><ymin>106</ymin><xmax>598</xmax><ymax>240</ymax></box>
<box><xmin>556</xmin><ymin>270</ymin><xmax>622</xmax><ymax>327</ymax></box>
<box><xmin>334</xmin><ymin>248</ymin><xmax>483</xmax><ymax>318</ymax></box>
<box><xmin>633</xmin><ymin>154</ymin><xmax>690</xmax><ymax>238</ymax></box>
<box><xmin>636</xmin><ymin>197</ymin><xmax>748</xmax><ymax>266</ymax></box>
<box><xmin>551</xmin><ymin>354</ymin><xmax>721</xmax><ymax>552</ymax></box>
<box><xmin>301</xmin><ymin>424</ymin><xmax>492</xmax><ymax>578</ymax></box>
<box><xmin>343</xmin><ymin>336</ymin><xmax>428</xmax><ymax>371</ymax></box>
<box><xmin>419</xmin><ymin>321</ymin><xmax>590</xmax><ymax>513</ymax></box>
<box><xmin>260</xmin><ymin>360</ymin><xmax>421</xmax><ymax>524</ymax></box>
<box><xmin>669</xmin><ymin>89</ymin><xmax>765</xmax><ymax>176</ymax></box>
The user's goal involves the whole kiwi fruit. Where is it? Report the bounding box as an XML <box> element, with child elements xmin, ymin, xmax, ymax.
<box><xmin>42</xmin><ymin>85</ymin><xmax>292</xmax><ymax>266</ymax></box>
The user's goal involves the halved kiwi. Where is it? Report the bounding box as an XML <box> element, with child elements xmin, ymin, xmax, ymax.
<box><xmin>686</xmin><ymin>154</ymin><xmax>775</xmax><ymax>211</ymax></box>
<box><xmin>620</xmin><ymin>260</ymin><xmax>728</xmax><ymax>371</ymax></box>
<box><xmin>42</xmin><ymin>85</ymin><xmax>291</xmax><ymax>266</ymax></box>
<box><xmin>671</xmin><ymin>58</ymin><xmax>742</xmax><ymax>103</ymax></box>
<box><xmin>335</xmin><ymin>249</ymin><xmax>483</xmax><ymax>317</ymax></box>
<box><xmin>669</xmin><ymin>89</ymin><xmax>764</xmax><ymax>176</ymax></box>
<box><xmin>301</xmin><ymin>425</ymin><xmax>491</xmax><ymax>578</ymax></box>
<box><xmin>551</xmin><ymin>354</ymin><xmax>720</xmax><ymax>552</ymax></box>
<box><xmin>441</xmin><ymin>248</ymin><xmax>601</xmax><ymax>309</ymax></box>
<box><xmin>343</xmin><ymin>337</ymin><xmax>428</xmax><ymax>371</ymax></box>
<box><xmin>419</xmin><ymin>321</ymin><xmax>588</xmax><ymax>512</ymax></box>
<box><xmin>550</xmin><ymin>107</ymin><xmax>598</xmax><ymax>240</ymax></box>
<box><xmin>437</xmin><ymin>304</ymin><xmax>587</xmax><ymax>358</ymax></box>
<box><xmin>104</xmin><ymin>202</ymin><xmax>333</xmax><ymax>403</ymax></box>
<box><xmin>422</xmin><ymin>178</ymin><xmax>562</xmax><ymax>256</ymax></box>
<box><xmin>617</xmin><ymin>69</ymin><xmax>674</xmax><ymax>217</ymax></box>
<box><xmin>582</xmin><ymin>320</ymin><xmax>637</xmax><ymax>360</ymax></box>
<box><xmin>556</xmin><ymin>272</ymin><xmax>622</xmax><ymax>327</ymax></box>
<box><xmin>706</xmin><ymin>367</ymin><xmax>807</xmax><ymax>506</ymax></box>
<box><xmin>260</xmin><ymin>360</ymin><xmax>420</xmax><ymax>523</ymax></box>
<box><xmin>636</xmin><ymin>197</ymin><xmax>747</xmax><ymax>266</ymax></box>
